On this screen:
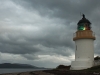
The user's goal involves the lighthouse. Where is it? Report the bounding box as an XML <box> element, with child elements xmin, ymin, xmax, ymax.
<box><xmin>70</xmin><ymin>14</ymin><xmax>96</xmax><ymax>70</ymax></box>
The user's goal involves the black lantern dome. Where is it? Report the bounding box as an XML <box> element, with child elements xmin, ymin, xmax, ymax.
<box><xmin>77</xmin><ymin>14</ymin><xmax>91</xmax><ymax>30</ymax></box>
<box><xmin>77</xmin><ymin>14</ymin><xmax>91</xmax><ymax>25</ymax></box>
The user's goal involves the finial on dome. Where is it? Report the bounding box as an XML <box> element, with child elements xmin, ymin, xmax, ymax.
<box><xmin>82</xmin><ymin>14</ymin><xmax>85</xmax><ymax>18</ymax></box>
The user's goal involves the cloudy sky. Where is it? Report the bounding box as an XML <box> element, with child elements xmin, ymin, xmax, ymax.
<box><xmin>0</xmin><ymin>0</ymin><xmax>100</xmax><ymax>68</ymax></box>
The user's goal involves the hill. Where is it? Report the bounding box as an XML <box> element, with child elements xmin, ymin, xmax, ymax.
<box><xmin>0</xmin><ymin>63</ymin><xmax>45</xmax><ymax>69</ymax></box>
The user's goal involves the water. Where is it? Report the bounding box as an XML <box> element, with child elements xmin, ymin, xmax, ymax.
<box><xmin>0</xmin><ymin>68</ymin><xmax>47</xmax><ymax>74</ymax></box>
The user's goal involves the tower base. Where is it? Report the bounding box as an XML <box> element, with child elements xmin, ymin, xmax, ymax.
<box><xmin>70</xmin><ymin>61</ymin><xmax>94</xmax><ymax>70</ymax></box>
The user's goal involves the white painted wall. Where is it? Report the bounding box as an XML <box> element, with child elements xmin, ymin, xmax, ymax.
<box><xmin>70</xmin><ymin>61</ymin><xmax>94</xmax><ymax>70</ymax></box>
<box><xmin>70</xmin><ymin>39</ymin><xmax>94</xmax><ymax>70</ymax></box>
<box><xmin>75</xmin><ymin>39</ymin><xmax>94</xmax><ymax>61</ymax></box>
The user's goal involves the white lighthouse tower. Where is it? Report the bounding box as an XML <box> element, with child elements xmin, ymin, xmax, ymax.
<box><xmin>70</xmin><ymin>14</ymin><xmax>96</xmax><ymax>70</ymax></box>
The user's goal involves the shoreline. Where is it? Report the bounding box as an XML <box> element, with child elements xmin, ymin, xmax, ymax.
<box><xmin>0</xmin><ymin>70</ymin><xmax>54</xmax><ymax>75</ymax></box>
<box><xmin>0</xmin><ymin>69</ymin><xmax>99</xmax><ymax>75</ymax></box>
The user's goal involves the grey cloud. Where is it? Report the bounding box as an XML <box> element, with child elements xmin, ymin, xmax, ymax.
<box><xmin>0</xmin><ymin>43</ymin><xmax>40</xmax><ymax>54</ymax></box>
<box><xmin>22</xmin><ymin>54</ymin><xmax>39</xmax><ymax>60</ymax></box>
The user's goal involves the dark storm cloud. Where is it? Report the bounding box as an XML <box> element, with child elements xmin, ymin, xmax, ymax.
<box><xmin>13</xmin><ymin>0</ymin><xmax>100</xmax><ymax>21</ymax></box>
<box><xmin>0</xmin><ymin>44</ymin><xmax>40</xmax><ymax>54</ymax></box>
<box><xmin>0</xmin><ymin>26</ymin><xmax>74</xmax><ymax>55</ymax></box>
<box><xmin>12</xmin><ymin>0</ymin><xmax>100</xmax><ymax>55</ymax></box>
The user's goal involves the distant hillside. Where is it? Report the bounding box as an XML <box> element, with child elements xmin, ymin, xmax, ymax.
<box><xmin>0</xmin><ymin>63</ymin><xmax>45</xmax><ymax>69</ymax></box>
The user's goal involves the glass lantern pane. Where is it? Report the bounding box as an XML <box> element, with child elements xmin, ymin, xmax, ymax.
<box><xmin>78</xmin><ymin>23</ymin><xmax>91</xmax><ymax>30</ymax></box>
